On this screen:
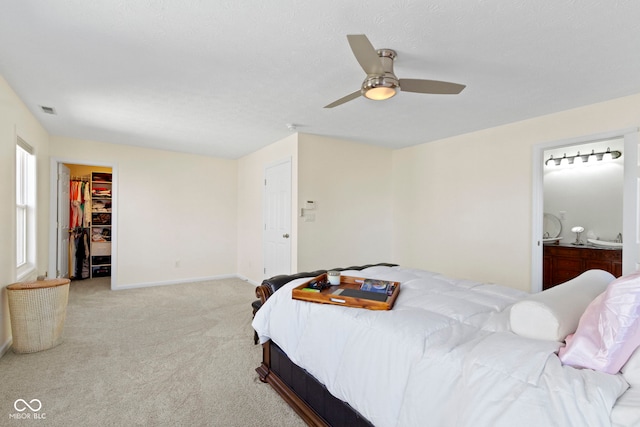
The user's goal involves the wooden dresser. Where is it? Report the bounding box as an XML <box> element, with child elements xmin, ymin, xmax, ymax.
<box><xmin>543</xmin><ymin>243</ymin><xmax>622</xmax><ymax>290</ymax></box>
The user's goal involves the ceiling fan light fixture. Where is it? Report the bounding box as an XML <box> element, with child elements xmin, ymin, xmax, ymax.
<box><xmin>364</xmin><ymin>86</ymin><xmax>397</xmax><ymax>100</ymax></box>
<box><xmin>362</xmin><ymin>75</ymin><xmax>398</xmax><ymax>101</ymax></box>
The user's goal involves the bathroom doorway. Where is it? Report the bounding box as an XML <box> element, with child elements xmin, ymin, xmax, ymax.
<box><xmin>542</xmin><ymin>138</ymin><xmax>624</xmax><ymax>289</ymax></box>
<box><xmin>531</xmin><ymin>129</ymin><xmax>640</xmax><ymax>292</ymax></box>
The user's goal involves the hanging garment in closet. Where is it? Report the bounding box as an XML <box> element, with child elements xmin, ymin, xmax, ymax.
<box><xmin>70</xmin><ymin>180</ymin><xmax>85</xmax><ymax>228</ymax></box>
<box><xmin>83</xmin><ymin>181</ymin><xmax>91</xmax><ymax>227</ymax></box>
<box><xmin>74</xmin><ymin>228</ymin><xmax>90</xmax><ymax>280</ymax></box>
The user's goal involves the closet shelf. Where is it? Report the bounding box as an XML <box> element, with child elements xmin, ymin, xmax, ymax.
<box><xmin>90</xmin><ymin>171</ymin><xmax>112</xmax><ymax>278</ymax></box>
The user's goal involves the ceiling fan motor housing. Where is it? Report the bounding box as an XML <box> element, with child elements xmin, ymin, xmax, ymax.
<box><xmin>361</xmin><ymin>49</ymin><xmax>399</xmax><ymax>99</ymax></box>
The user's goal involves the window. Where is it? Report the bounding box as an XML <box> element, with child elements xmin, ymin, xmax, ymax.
<box><xmin>16</xmin><ymin>137</ymin><xmax>35</xmax><ymax>279</ymax></box>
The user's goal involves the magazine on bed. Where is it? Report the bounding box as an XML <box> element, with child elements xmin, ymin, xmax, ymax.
<box><xmin>360</xmin><ymin>279</ymin><xmax>394</xmax><ymax>294</ymax></box>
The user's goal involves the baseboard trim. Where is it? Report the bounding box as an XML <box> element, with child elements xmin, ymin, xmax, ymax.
<box><xmin>0</xmin><ymin>338</ymin><xmax>12</xmax><ymax>359</ymax></box>
<box><xmin>112</xmin><ymin>274</ymin><xmax>243</xmax><ymax>290</ymax></box>
<box><xmin>237</xmin><ymin>275</ymin><xmax>260</xmax><ymax>286</ymax></box>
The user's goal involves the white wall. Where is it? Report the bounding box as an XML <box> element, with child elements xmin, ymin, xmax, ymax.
<box><xmin>544</xmin><ymin>138</ymin><xmax>624</xmax><ymax>243</ymax></box>
<box><xmin>50</xmin><ymin>136</ymin><xmax>238</xmax><ymax>288</ymax></box>
<box><xmin>236</xmin><ymin>133</ymin><xmax>394</xmax><ymax>283</ymax></box>
<box><xmin>236</xmin><ymin>134</ymin><xmax>298</xmax><ymax>284</ymax></box>
<box><xmin>297</xmin><ymin>134</ymin><xmax>394</xmax><ymax>271</ymax></box>
<box><xmin>392</xmin><ymin>93</ymin><xmax>640</xmax><ymax>292</ymax></box>
<box><xmin>0</xmin><ymin>76</ymin><xmax>50</xmax><ymax>353</ymax></box>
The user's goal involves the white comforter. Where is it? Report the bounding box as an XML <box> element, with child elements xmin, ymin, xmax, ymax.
<box><xmin>252</xmin><ymin>266</ymin><xmax>629</xmax><ymax>427</ymax></box>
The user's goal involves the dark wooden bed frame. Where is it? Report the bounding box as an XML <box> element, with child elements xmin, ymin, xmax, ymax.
<box><xmin>253</xmin><ymin>264</ymin><xmax>396</xmax><ymax>426</ymax></box>
<box><xmin>256</xmin><ymin>340</ymin><xmax>373</xmax><ymax>427</ymax></box>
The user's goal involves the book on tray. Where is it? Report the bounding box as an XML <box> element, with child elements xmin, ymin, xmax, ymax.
<box><xmin>360</xmin><ymin>279</ymin><xmax>394</xmax><ymax>294</ymax></box>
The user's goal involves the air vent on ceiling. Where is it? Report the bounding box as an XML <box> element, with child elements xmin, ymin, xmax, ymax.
<box><xmin>40</xmin><ymin>105</ymin><xmax>56</xmax><ymax>115</ymax></box>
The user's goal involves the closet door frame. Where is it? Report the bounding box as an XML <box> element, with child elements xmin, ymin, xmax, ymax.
<box><xmin>48</xmin><ymin>157</ymin><xmax>117</xmax><ymax>289</ymax></box>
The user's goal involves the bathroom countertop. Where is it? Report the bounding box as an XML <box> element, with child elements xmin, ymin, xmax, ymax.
<box><xmin>544</xmin><ymin>242</ymin><xmax>622</xmax><ymax>250</ymax></box>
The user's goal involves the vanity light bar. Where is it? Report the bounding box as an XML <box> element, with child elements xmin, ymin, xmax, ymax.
<box><xmin>545</xmin><ymin>148</ymin><xmax>622</xmax><ymax>167</ymax></box>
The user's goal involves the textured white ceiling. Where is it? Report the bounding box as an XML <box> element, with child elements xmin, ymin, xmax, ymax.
<box><xmin>1</xmin><ymin>1</ymin><xmax>640</xmax><ymax>159</ymax></box>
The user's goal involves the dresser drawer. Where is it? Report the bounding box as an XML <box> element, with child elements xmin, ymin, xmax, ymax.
<box><xmin>555</xmin><ymin>257</ymin><xmax>582</xmax><ymax>271</ymax></box>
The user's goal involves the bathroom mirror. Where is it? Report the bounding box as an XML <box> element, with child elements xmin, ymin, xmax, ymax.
<box><xmin>542</xmin><ymin>213</ymin><xmax>562</xmax><ymax>243</ymax></box>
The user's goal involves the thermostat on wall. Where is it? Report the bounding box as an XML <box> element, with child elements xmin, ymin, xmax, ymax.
<box><xmin>304</xmin><ymin>201</ymin><xmax>316</xmax><ymax>210</ymax></box>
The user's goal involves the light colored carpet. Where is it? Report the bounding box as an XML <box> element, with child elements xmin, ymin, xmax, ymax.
<box><xmin>1</xmin><ymin>277</ymin><xmax>305</xmax><ymax>427</ymax></box>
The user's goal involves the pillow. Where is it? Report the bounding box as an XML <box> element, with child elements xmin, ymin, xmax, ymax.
<box><xmin>559</xmin><ymin>272</ymin><xmax>640</xmax><ymax>374</ymax></box>
<box><xmin>621</xmin><ymin>346</ymin><xmax>640</xmax><ymax>387</ymax></box>
<box><xmin>510</xmin><ymin>269</ymin><xmax>614</xmax><ymax>341</ymax></box>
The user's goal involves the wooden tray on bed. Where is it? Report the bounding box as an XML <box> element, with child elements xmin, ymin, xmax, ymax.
<box><xmin>291</xmin><ymin>273</ymin><xmax>401</xmax><ymax>310</ymax></box>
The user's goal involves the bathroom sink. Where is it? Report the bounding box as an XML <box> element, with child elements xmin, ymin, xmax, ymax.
<box><xmin>587</xmin><ymin>239</ymin><xmax>623</xmax><ymax>248</ymax></box>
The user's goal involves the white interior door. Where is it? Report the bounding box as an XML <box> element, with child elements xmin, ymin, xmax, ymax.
<box><xmin>57</xmin><ymin>163</ymin><xmax>70</xmax><ymax>278</ymax></box>
<box><xmin>263</xmin><ymin>159</ymin><xmax>292</xmax><ymax>278</ymax></box>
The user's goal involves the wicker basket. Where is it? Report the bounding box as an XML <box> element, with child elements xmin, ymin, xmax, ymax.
<box><xmin>7</xmin><ymin>278</ymin><xmax>70</xmax><ymax>353</ymax></box>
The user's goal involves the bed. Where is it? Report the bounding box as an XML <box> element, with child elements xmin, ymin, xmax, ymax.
<box><xmin>252</xmin><ymin>265</ymin><xmax>640</xmax><ymax>427</ymax></box>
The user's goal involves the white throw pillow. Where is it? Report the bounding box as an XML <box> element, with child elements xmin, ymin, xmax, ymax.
<box><xmin>510</xmin><ymin>269</ymin><xmax>614</xmax><ymax>342</ymax></box>
<box><xmin>622</xmin><ymin>346</ymin><xmax>640</xmax><ymax>387</ymax></box>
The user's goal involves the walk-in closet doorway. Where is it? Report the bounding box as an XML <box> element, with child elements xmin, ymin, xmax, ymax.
<box><xmin>48</xmin><ymin>159</ymin><xmax>117</xmax><ymax>289</ymax></box>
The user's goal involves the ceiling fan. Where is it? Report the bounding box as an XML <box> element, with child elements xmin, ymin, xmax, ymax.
<box><xmin>324</xmin><ymin>34</ymin><xmax>466</xmax><ymax>108</ymax></box>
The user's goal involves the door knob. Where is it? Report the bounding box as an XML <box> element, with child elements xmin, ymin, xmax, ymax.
<box><xmin>283</xmin><ymin>233</ymin><xmax>290</xmax><ymax>238</ymax></box>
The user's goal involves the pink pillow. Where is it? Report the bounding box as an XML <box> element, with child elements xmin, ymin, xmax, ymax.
<box><xmin>558</xmin><ymin>272</ymin><xmax>640</xmax><ymax>374</ymax></box>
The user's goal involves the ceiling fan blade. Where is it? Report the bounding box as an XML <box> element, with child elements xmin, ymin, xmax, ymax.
<box><xmin>347</xmin><ymin>34</ymin><xmax>383</xmax><ymax>75</ymax></box>
<box><xmin>399</xmin><ymin>79</ymin><xmax>466</xmax><ymax>95</ymax></box>
<box><xmin>324</xmin><ymin>90</ymin><xmax>362</xmax><ymax>108</ymax></box>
